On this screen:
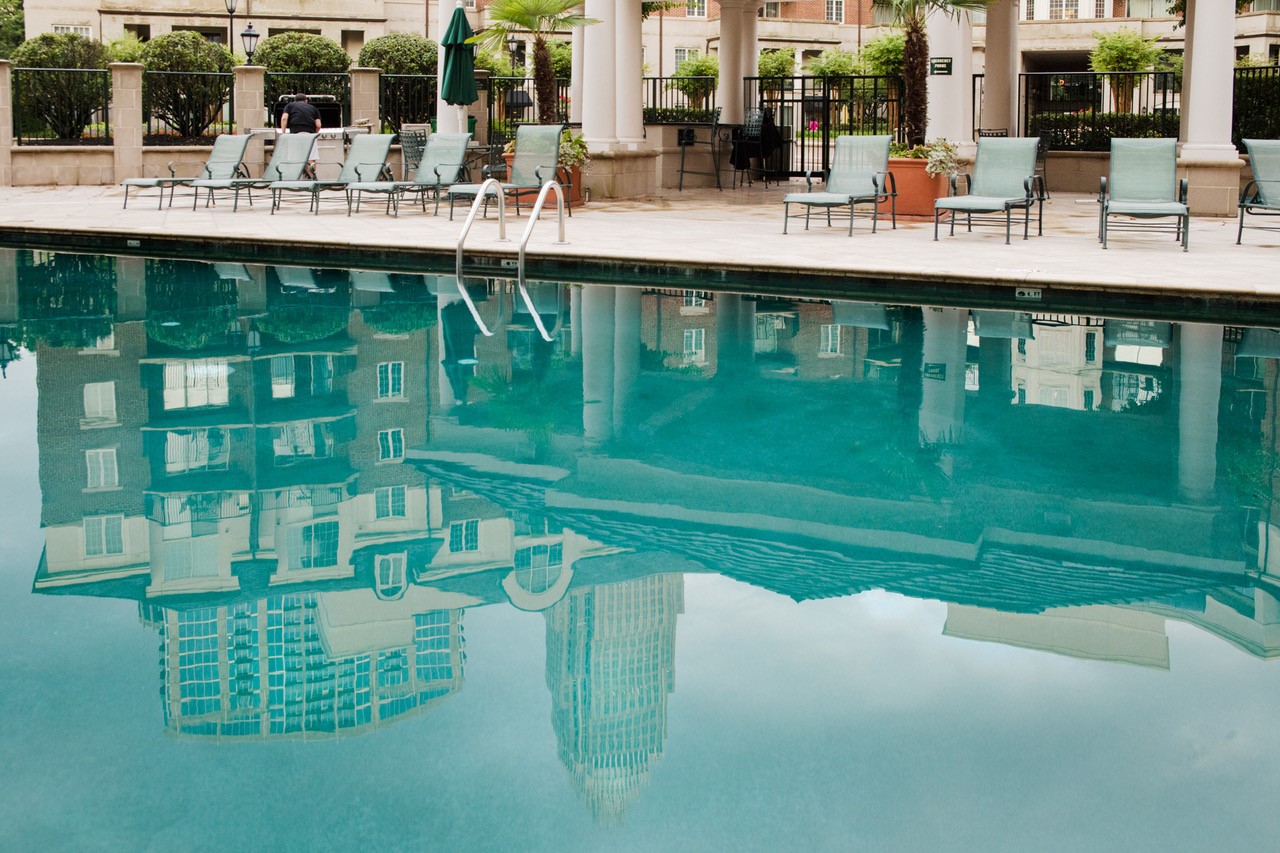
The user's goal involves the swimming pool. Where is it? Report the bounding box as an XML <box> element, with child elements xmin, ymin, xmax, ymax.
<box><xmin>3</xmin><ymin>249</ymin><xmax>1280</xmax><ymax>849</ymax></box>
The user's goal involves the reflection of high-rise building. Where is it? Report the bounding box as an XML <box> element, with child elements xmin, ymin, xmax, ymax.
<box><xmin>544</xmin><ymin>574</ymin><xmax>684</xmax><ymax>825</ymax></box>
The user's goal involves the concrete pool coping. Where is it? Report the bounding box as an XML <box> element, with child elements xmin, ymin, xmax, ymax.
<box><xmin>0</xmin><ymin>183</ymin><xmax>1277</xmax><ymax>305</ymax></box>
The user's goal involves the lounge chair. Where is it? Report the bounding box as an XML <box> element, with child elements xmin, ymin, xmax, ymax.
<box><xmin>346</xmin><ymin>132</ymin><xmax>471</xmax><ymax>217</ymax></box>
<box><xmin>448</xmin><ymin>124</ymin><xmax>568</xmax><ymax>219</ymax></box>
<box><xmin>782</xmin><ymin>135</ymin><xmax>895</xmax><ymax>236</ymax></box>
<box><xmin>1099</xmin><ymin>138</ymin><xmax>1189</xmax><ymax>252</ymax></box>
<box><xmin>1237</xmin><ymin>138</ymin><xmax>1280</xmax><ymax>244</ymax></box>
<box><xmin>121</xmin><ymin>134</ymin><xmax>251</xmax><ymax>209</ymax></box>
<box><xmin>190</xmin><ymin>133</ymin><xmax>316</xmax><ymax>212</ymax></box>
<box><xmin>269</xmin><ymin>134</ymin><xmax>395</xmax><ymax>214</ymax></box>
<box><xmin>934</xmin><ymin>137</ymin><xmax>1043</xmax><ymax>244</ymax></box>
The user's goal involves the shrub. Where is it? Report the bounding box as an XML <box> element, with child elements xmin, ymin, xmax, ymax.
<box><xmin>860</xmin><ymin>32</ymin><xmax>904</xmax><ymax>78</ymax></box>
<box><xmin>476</xmin><ymin>48</ymin><xmax>524</xmax><ymax>77</ymax></box>
<box><xmin>11</xmin><ymin>33</ymin><xmax>110</xmax><ymax>140</ymax></box>
<box><xmin>1029</xmin><ymin>110</ymin><xmax>1180</xmax><ymax>151</ymax></box>
<box><xmin>548</xmin><ymin>40</ymin><xmax>572</xmax><ymax>80</ymax></box>
<box><xmin>805</xmin><ymin>47</ymin><xmax>860</xmax><ymax>78</ymax></box>
<box><xmin>141</xmin><ymin>31</ymin><xmax>234</xmax><ymax>139</ymax></box>
<box><xmin>254</xmin><ymin>32</ymin><xmax>350</xmax><ymax>73</ymax></box>
<box><xmin>358</xmin><ymin>33</ymin><xmax>438</xmax><ymax>74</ymax></box>
<box><xmin>0</xmin><ymin>0</ymin><xmax>22</xmax><ymax>60</ymax></box>
<box><xmin>757</xmin><ymin>47</ymin><xmax>794</xmax><ymax>92</ymax></box>
<box><xmin>669</xmin><ymin>53</ymin><xmax>717</xmax><ymax>106</ymax></box>
<box><xmin>106</xmin><ymin>33</ymin><xmax>146</xmax><ymax>64</ymax></box>
<box><xmin>1089</xmin><ymin>28</ymin><xmax>1162</xmax><ymax>111</ymax></box>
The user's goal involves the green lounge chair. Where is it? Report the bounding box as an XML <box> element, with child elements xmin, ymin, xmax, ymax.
<box><xmin>269</xmin><ymin>133</ymin><xmax>395</xmax><ymax>214</ymax></box>
<box><xmin>346</xmin><ymin>132</ymin><xmax>471</xmax><ymax>217</ymax></box>
<box><xmin>1099</xmin><ymin>138</ymin><xmax>1188</xmax><ymax>252</ymax></box>
<box><xmin>121</xmin><ymin>134</ymin><xmax>251</xmax><ymax>209</ymax></box>
<box><xmin>1237</xmin><ymin>138</ymin><xmax>1280</xmax><ymax>245</ymax></box>
<box><xmin>934</xmin><ymin>137</ymin><xmax>1043</xmax><ymax>244</ymax></box>
<box><xmin>448</xmin><ymin>124</ymin><xmax>569</xmax><ymax>218</ymax></box>
<box><xmin>191</xmin><ymin>133</ymin><xmax>316</xmax><ymax>212</ymax></box>
<box><xmin>782</xmin><ymin>135</ymin><xmax>896</xmax><ymax>236</ymax></box>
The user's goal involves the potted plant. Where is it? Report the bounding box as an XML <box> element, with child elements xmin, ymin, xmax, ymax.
<box><xmin>503</xmin><ymin>129</ymin><xmax>589</xmax><ymax>203</ymax></box>
<box><xmin>883</xmin><ymin>138</ymin><xmax>958</xmax><ymax>217</ymax></box>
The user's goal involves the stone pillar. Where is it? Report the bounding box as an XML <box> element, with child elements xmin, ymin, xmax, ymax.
<box><xmin>349</xmin><ymin>67</ymin><xmax>381</xmax><ymax>128</ymax></box>
<box><xmin>436</xmin><ymin>1</ymin><xmax>468</xmax><ymax>134</ymax></box>
<box><xmin>919</xmin><ymin>307</ymin><xmax>968</xmax><ymax>446</ymax></box>
<box><xmin>570</xmin><ymin>284</ymin><xmax>583</xmax><ymax>355</ymax></box>
<box><xmin>715</xmin><ymin>293</ymin><xmax>755</xmax><ymax>377</ymax></box>
<box><xmin>616</xmin><ymin>0</ymin><xmax>645</xmax><ymax>147</ymax></box>
<box><xmin>115</xmin><ymin>257</ymin><xmax>147</xmax><ymax>322</ymax></box>
<box><xmin>583</xmin><ymin>0</ymin><xmax>618</xmax><ymax>150</ymax></box>
<box><xmin>437</xmin><ymin>284</ymin><xmax>462</xmax><ymax>409</ymax></box>
<box><xmin>978</xmin><ymin>336</ymin><xmax>1013</xmax><ymax>408</ymax></box>
<box><xmin>0</xmin><ymin>61</ymin><xmax>12</xmax><ymax>187</ymax></box>
<box><xmin>924</xmin><ymin>11</ymin><xmax>974</xmax><ymax>156</ymax></box>
<box><xmin>582</xmin><ymin>285</ymin><xmax>616</xmax><ymax>444</ymax></box>
<box><xmin>233</xmin><ymin>64</ymin><xmax>268</xmax><ymax>173</ymax></box>
<box><xmin>110</xmin><ymin>63</ymin><xmax>144</xmax><ymax>183</ymax></box>
<box><xmin>1178</xmin><ymin>323</ymin><xmax>1224</xmax><ymax>504</ymax></box>
<box><xmin>0</xmin><ymin>249</ymin><xmax>17</xmax><ymax>324</ymax></box>
<box><xmin>613</xmin><ymin>287</ymin><xmax>641</xmax><ymax>433</ymax></box>
<box><xmin>717</xmin><ymin>0</ymin><xmax>745</xmax><ymax>125</ymax></box>
<box><xmin>570</xmin><ymin>14</ymin><xmax>585</xmax><ymax>124</ymax></box>
<box><xmin>982</xmin><ymin>0</ymin><xmax>1019</xmax><ymax>134</ymax></box>
<box><xmin>1179</xmin><ymin>0</ymin><xmax>1243</xmax><ymax>216</ymax></box>
<box><xmin>742</xmin><ymin>3</ymin><xmax>760</xmax><ymax>85</ymax></box>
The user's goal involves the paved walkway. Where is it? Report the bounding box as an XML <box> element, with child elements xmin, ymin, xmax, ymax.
<box><xmin>0</xmin><ymin>183</ymin><xmax>1276</xmax><ymax>298</ymax></box>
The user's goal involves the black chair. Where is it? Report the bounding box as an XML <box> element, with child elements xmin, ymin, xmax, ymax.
<box><xmin>732</xmin><ymin>108</ymin><xmax>769</xmax><ymax>188</ymax></box>
<box><xmin>677</xmin><ymin>108</ymin><xmax>724</xmax><ymax>191</ymax></box>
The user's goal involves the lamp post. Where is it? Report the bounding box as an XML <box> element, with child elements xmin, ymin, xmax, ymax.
<box><xmin>241</xmin><ymin>23</ymin><xmax>260</xmax><ymax>65</ymax></box>
<box><xmin>507</xmin><ymin>36</ymin><xmax>519</xmax><ymax>77</ymax></box>
<box><xmin>224</xmin><ymin>0</ymin><xmax>238</xmax><ymax>52</ymax></box>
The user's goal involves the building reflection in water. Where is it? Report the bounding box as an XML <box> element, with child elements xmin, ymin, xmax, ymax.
<box><xmin>9</xmin><ymin>249</ymin><xmax>1280</xmax><ymax>817</ymax></box>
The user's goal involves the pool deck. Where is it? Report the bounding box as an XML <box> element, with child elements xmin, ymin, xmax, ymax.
<box><xmin>0</xmin><ymin>183</ymin><xmax>1276</xmax><ymax>300</ymax></box>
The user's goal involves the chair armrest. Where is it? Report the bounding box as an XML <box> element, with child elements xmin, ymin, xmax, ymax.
<box><xmin>1030</xmin><ymin>174</ymin><xmax>1046</xmax><ymax>200</ymax></box>
<box><xmin>1099</xmin><ymin>175</ymin><xmax>1108</xmax><ymax>202</ymax></box>
<box><xmin>1178</xmin><ymin>178</ymin><xmax>1189</xmax><ymax>205</ymax></box>
<box><xmin>352</xmin><ymin>163</ymin><xmax>382</xmax><ymax>180</ymax></box>
<box><xmin>1023</xmin><ymin>175</ymin><xmax>1037</xmax><ymax>199</ymax></box>
<box><xmin>882</xmin><ymin>170</ymin><xmax>897</xmax><ymax>196</ymax></box>
<box><xmin>534</xmin><ymin>164</ymin><xmax>557</xmax><ymax>183</ymax></box>
<box><xmin>482</xmin><ymin>163</ymin><xmax>495</xmax><ymax>179</ymax></box>
<box><xmin>801</xmin><ymin>169</ymin><xmax>822</xmax><ymax>191</ymax></box>
<box><xmin>949</xmin><ymin>172</ymin><xmax>971</xmax><ymax>197</ymax></box>
<box><xmin>165</xmin><ymin>162</ymin><xmax>178</xmax><ymax>178</ymax></box>
<box><xmin>1241</xmin><ymin>179</ymin><xmax>1260</xmax><ymax>204</ymax></box>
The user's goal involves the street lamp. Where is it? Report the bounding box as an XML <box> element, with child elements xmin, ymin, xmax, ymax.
<box><xmin>224</xmin><ymin>0</ymin><xmax>238</xmax><ymax>52</ymax></box>
<box><xmin>241</xmin><ymin>23</ymin><xmax>260</xmax><ymax>65</ymax></box>
<box><xmin>507</xmin><ymin>36</ymin><xmax>519</xmax><ymax>77</ymax></box>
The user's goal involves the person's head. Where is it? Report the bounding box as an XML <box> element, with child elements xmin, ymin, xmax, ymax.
<box><xmin>294</xmin><ymin>94</ymin><xmax>308</xmax><ymax>103</ymax></box>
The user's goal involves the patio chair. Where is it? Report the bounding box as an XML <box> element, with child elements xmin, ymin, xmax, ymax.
<box><xmin>934</xmin><ymin>136</ymin><xmax>1044</xmax><ymax>244</ymax></box>
<box><xmin>782</xmin><ymin>135</ymin><xmax>896</xmax><ymax>236</ymax></box>
<box><xmin>121</xmin><ymin>134</ymin><xmax>251</xmax><ymax>209</ymax></box>
<box><xmin>190</xmin><ymin>133</ymin><xmax>316</xmax><ymax>212</ymax></box>
<box><xmin>346</xmin><ymin>132</ymin><xmax>471</xmax><ymax>217</ymax></box>
<box><xmin>448</xmin><ymin>124</ymin><xmax>569</xmax><ymax>219</ymax></box>
<box><xmin>1099</xmin><ymin>138</ymin><xmax>1188</xmax><ymax>252</ymax></box>
<box><xmin>1237</xmin><ymin>138</ymin><xmax>1280</xmax><ymax>244</ymax></box>
<box><xmin>269</xmin><ymin>133</ymin><xmax>396</xmax><ymax>214</ymax></box>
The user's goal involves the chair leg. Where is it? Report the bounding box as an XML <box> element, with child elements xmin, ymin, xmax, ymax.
<box><xmin>1023</xmin><ymin>206</ymin><xmax>1029</xmax><ymax>241</ymax></box>
<box><xmin>949</xmin><ymin>211</ymin><xmax>956</xmax><ymax>237</ymax></box>
<box><xmin>1237</xmin><ymin>206</ymin><xmax>1246</xmax><ymax>245</ymax></box>
<box><xmin>848</xmin><ymin>205</ymin><xmax>855</xmax><ymax>238</ymax></box>
<box><xmin>804</xmin><ymin>206</ymin><xmax>810</xmax><ymax>231</ymax></box>
<box><xmin>1183</xmin><ymin>214</ymin><xmax>1190</xmax><ymax>252</ymax></box>
<box><xmin>1037</xmin><ymin>197</ymin><xmax>1044</xmax><ymax>236</ymax></box>
<box><xmin>1101</xmin><ymin>214</ymin><xmax>1108</xmax><ymax>249</ymax></box>
<box><xmin>1006</xmin><ymin>207</ymin><xmax>1012</xmax><ymax>245</ymax></box>
<box><xmin>123</xmin><ymin>186</ymin><xmax>130</xmax><ymax>209</ymax></box>
<box><xmin>783</xmin><ymin>202</ymin><xmax>789</xmax><ymax>234</ymax></box>
<box><xmin>870</xmin><ymin>202</ymin><xmax>877</xmax><ymax>235</ymax></box>
<box><xmin>934</xmin><ymin>209</ymin><xmax>941</xmax><ymax>241</ymax></box>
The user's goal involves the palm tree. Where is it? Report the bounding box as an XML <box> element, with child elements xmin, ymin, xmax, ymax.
<box><xmin>470</xmin><ymin>0</ymin><xmax>597</xmax><ymax>126</ymax></box>
<box><xmin>874</xmin><ymin>0</ymin><xmax>990</xmax><ymax>147</ymax></box>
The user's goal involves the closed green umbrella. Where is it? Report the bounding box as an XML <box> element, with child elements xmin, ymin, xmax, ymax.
<box><xmin>440</xmin><ymin>2</ymin><xmax>479</xmax><ymax>106</ymax></box>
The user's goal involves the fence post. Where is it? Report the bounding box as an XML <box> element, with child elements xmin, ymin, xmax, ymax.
<box><xmin>110</xmin><ymin>62</ymin><xmax>143</xmax><ymax>182</ymax></box>
<box><xmin>0</xmin><ymin>61</ymin><xmax>11</xmax><ymax>187</ymax></box>
<box><xmin>472</xmin><ymin>69</ymin><xmax>491</xmax><ymax>146</ymax></box>
<box><xmin>234</xmin><ymin>65</ymin><xmax>267</xmax><ymax>173</ymax></box>
<box><xmin>350</xmin><ymin>67</ymin><xmax>380</xmax><ymax>128</ymax></box>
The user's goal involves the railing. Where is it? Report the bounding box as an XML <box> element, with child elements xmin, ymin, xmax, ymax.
<box><xmin>1021</xmin><ymin>70</ymin><xmax>1179</xmax><ymax>151</ymax></box>
<box><xmin>1233</xmin><ymin>65</ymin><xmax>1280</xmax><ymax>147</ymax></box>
<box><xmin>380</xmin><ymin>74</ymin><xmax>437</xmax><ymax>133</ymax></box>
<box><xmin>12</xmin><ymin>67</ymin><xmax>112</xmax><ymax>145</ymax></box>
<box><xmin>143</xmin><ymin>70</ymin><xmax>234</xmax><ymax>144</ymax></box>
<box><xmin>743</xmin><ymin>75</ymin><xmax>903</xmax><ymax>177</ymax></box>
<box><xmin>643</xmin><ymin>76</ymin><xmax>717</xmax><ymax>124</ymax></box>
<box><xmin>264</xmin><ymin>71</ymin><xmax>352</xmax><ymax>126</ymax></box>
<box><xmin>485</xmin><ymin>77</ymin><xmax>569</xmax><ymax>150</ymax></box>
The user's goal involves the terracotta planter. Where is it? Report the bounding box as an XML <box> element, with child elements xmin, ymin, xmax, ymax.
<box><xmin>881</xmin><ymin>157</ymin><xmax>948</xmax><ymax>218</ymax></box>
<box><xmin>502</xmin><ymin>153</ymin><xmax>584</xmax><ymax>205</ymax></box>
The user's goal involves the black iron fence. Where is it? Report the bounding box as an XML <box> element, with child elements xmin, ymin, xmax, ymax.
<box><xmin>143</xmin><ymin>70</ymin><xmax>234</xmax><ymax>144</ymax></box>
<box><xmin>743</xmin><ymin>75</ymin><xmax>903</xmax><ymax>177</ymax></box>
<box><xmin>264</xmin><ymin>71</ymin><xmax>351</xmax><ymax>127</ymax></box>
<box><xmin>1022</xmin><ymin>71</ymin><xmax>1180</xmax><ymax>150</ymax></box>
<box><xmin>643</xmin><ymin>76</ymin><xmax>718</xmax><ymax>124</ymax></box>
<box><xmin>380</xmin><ymin>74</ymin><xmax>437</xmax><ymax>133</ymax></box>
<box><xmin>485</xmin><ymin>77</ymin><xmax>569</xmax><ymax>149</ymax></box>
<box><xmin>1233</xmin><ymin>65</ymin><xmax>1280</xmax><ymax>146</ymax></box>
<box><xmin>12</xmin><ymin>67</ymin><xmax>112</xmax><ymax>145</ymax></box>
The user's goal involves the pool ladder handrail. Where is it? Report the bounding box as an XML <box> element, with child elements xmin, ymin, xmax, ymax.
<box><xmin>517</xmin><ymin>181</ymin><xmax>569</xmax><ymax>288</ymax></box>
<box><xmin>454</xmin><ymin>178</ymin><xmax>507</xmax><ymax>336</ymax></box>
<box><xmin>515</xmin><ymin>280</ymin><xmax>566</xmax><ymax>343</ymax></box>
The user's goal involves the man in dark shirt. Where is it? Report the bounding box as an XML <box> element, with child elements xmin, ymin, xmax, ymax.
<box><xmin>280</xmin><ymin>93</ymin><xmax>321</xmax><ymax>134</ymax></box>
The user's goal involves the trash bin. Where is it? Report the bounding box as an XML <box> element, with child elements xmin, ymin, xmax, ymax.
<box><xmin>273</xmin><ymin>94</ymin><xmax>343</xmax><ymax>129</ymax></box>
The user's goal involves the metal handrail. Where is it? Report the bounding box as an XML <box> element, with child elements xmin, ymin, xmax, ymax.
<box><xmin>517</xmin><ymin>181</ymin><xmax>568</xmax><ymax>287</ymax></box>
<box><xmin>454</xmin><ymin>178</ymin><xmax>508</xmax><ymax>337</ymax></box>
<box><xmin>516</xmin><ymin>282</ymin><xmax>565</xmax><ymax>343</ymax></box>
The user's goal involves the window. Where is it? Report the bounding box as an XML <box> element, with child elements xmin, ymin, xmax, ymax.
<box><xmin>683</xmin><ymin>328</ymin><xmax>706</xmax><ymax>364</ymax></box>
<box><xmin>674</xmin><ymin>47</ymin><xmax>699</xmax><ymax>67</ymax></box>
<box><xmin>82</xmin><ymin>382</ymin><xmax>117</xmax><ymax>424</ymax></box>
<box><xmin>514</xmin><ymin>543</ymin><xmax>564</xmax><ymax>594</ymax></box>
<box><xmin>165</xmin><ymin>429</ymin><xmax>230</xmax><ymax>474</ymax></box>
<box><xmin>1095</xmin><ymin>0</ymin><xmax>1106</xmax><ymax>16</ymax></box>
<box><xmin>1025</xmin><ymin>0</ymin><xmax>1036</xmax><ymax>19</ymax></box>
<box><xmin>84</xmin><ymin>515</ymin><xmax>124</xmax><ymax>557</ymax></box>
<box><xmin>286</xmin><ymin>520</ymin><xmax>340</xmax><ymax>570</ymax></box>
<box><xmin>1084</xmin><ymin>332</ymin><xmax>1097</xmax><ymax>363</ymax></box>
<box><xmin>1048</xmin><ymin>0</ymin><xmax>1077</xmax><ymax>19</ymax></box>
<box><xmin>52</xmin><ymin>25</ymin><xmax>92</xmax><ymax>37</ymax></box>
<box><xmin>826</xmin><ymin>0</ymin><xmax>844</xmax><ymax>22</ymax></box>
<box><xmin>270</xmin><ymin>356</ymin><xmax>295</xmax><ymax>399</ymax></box>
<box><xmin>683</xmin><ymin>291</ymin><xmax>707</xmax><ymax>308</ymax></box>
<box><xmin>85</xmin><ymin>448</ymin><xmax>118</xmax><ymax>489</ymax></box>
<box><xmin>377</xmin><ymin>362</ymin><xmax>404</xmax><ymax>398</ymax></box>
<box><xmin>273</xmin><ymin>421</ymin><xmax>334</xmax><ymax>465</ymax></box>
<box><xmin>375</xmin><ymin>554</ymin><xmax>407</xmax><ymax>600</ymax></box>
<box><xmin>378</xmin><ymin>428</ymin><xmax>404</xmax><ymax>461</ymax></box>
<box><xmin>163</xmin><ymin>359</ymin><xmax>229</xmax><ymax>410</ymax></box>
<box><xmin>819</xmin><ymin>324</ymin><xmax>841</xmax><ymax>356</ymax></box>
<box><xmin>375</xmin><ymin>485</ymin><xmax>407</xmax><ymax>519</ymax></box>
<box><xmin>162</xmin><ymin>537</ymin><xmax>221</xmax><ymax>581</ymax></box>
<box><xmin>1017</xmin><ymin>338</ymin><xmax>1027</xmax><ymax>356</ymax></box>
<box><xmin>1083</xmin><ymin>389</ymin><xmax>1096</xmax><ymax>411</ymax></box>
<box><xmin>82</xmin><ymin>332</ymin><xmax>115</xmax><ymax>353</ymax></box>
<box><xmin>686</xmin><ymin>0</ymin><xmax>707</xmax><ymax>17</ymax></box>
<box><xmin>762</xmin><ymin>2</ymin><xmax>782</xmax><ymax>18</ymax></box>
<box><xmin>449</xmin><ymin>519</ymin><xmax>479</xmax><ymax>552</ymax></box>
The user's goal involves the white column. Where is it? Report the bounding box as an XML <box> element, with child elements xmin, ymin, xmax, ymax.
<box><xmin>435</xmin><ymin>1</ymin><xmax>467</xmax><ymax>133</ymax></box>
<box><xmin>613</xmin><ymin>287</ymin><xmax>642</xmax><ymax>432</ymax></box>
<box><xmin>925</xmin><ymin>9</ymin><xmax>974</xmax><ymax>154</ymax></box>
<box><xmin>570</xmin><ymin>285</ymin><xmax>583</xmax><ymax>355</ymax></box>
<box><xmin>1180</xmin><ymin>0</ymin><xmax>1238</xmax><ymax>162</ymax></box>
<box><xmin>616</xmin><ymin>0</ymin><xmax>645</xmax><ymax>146</ymax></box>
<box><xmin>982</xmin><ymin>0</ymin><xmax>1019</xmax><ymax>134</ymax></box>
<box><xmin>716</xmin><ymin>0</ymin><xmax>745</xmax><ymax>124</ymax></box>
<box><xmin>583</xmin><ymin>0</ymin><xmax>618</xmax><ymax>150</ymax></box>
<box><xmin>436</xmin><ymin>285</ymin><xmax>461</xmax><ymax>409</ymax></box>
<box><xmin>570</xmin><ymin>13</ymin><xmax>585</xmax><ymax>125</ymax></box>
<box><xmin>1178</xmin><ymin>323</ymin><xmax>1224</xmax><ymax>504</ymax></box>
<box><xmin>919</xmin><ymin>308</ymin><xmax>969</xmax><ymax>446</ymax></box>
<box><xmin>582</xmin><ymin>285</ymin><xmax>616</xmax><ymax>444</ymax></box>
<box><xmin>742</xmin><ymin>3</ymin><xmax>760</xmax><ymax>84</ymax></box>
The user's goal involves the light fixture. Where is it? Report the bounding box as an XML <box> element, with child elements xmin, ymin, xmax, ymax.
<box><xmin>507</xmin><ymin>37</ymin><xmax>519</xmax><ymax>77</ymax></box>
<box><xmin>224</xmin><ymin>0</ymin><xmax>238</xmax><ymax>51</ymax></box>
<box><xmin>241</xmin><ymin>23</ymin><xmax>260</xmax><ymax>65</ymax></box>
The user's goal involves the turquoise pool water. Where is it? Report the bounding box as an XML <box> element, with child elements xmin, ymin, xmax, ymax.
<box><xmin>3</xmin><ymin>250</ymin><xmax>1280</xmax><ymax>850</ymax></box>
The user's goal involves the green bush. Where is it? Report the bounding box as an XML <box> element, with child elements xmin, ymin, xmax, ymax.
<box><xmin>0</xmin><ymin>0</ymin><xmax>23</xmax><ymax>59</ymax></box>
<box><xmin>860</xmin><ymin>32</ymin><xmax>904</xmax><ymax>78</ymax></box>
<box><xmin>476</xmin><ymin>48</ymin><xmax>524</xmax><ymax>77</ymax></box>
<box><xmin>1029</xmin><ymin>111</ymin><xmax>1179</xmax><ymax>151</ymax></box>
<box><xmin>549</xmin><ymin>40</ymin><xmax>572</xmax><ymax>80</ymax></box>
<box><xmin>255</xmin><ymin>32</ymin><xmax>350</xmax><ymax>73</ymax></box>
<box><xmin>757</xmin><ymin>47</ymin><xmax>794</xmax><ymax>91</ymax></box>
<box><xmin>141</xmin><ymin>31</ymin><xmax>234</xmax><ymax>139</ymax></box>
<box><xmin>670</xmin><ymin>54</ymin><xmax>717</xmax><ymax>106</ymax></box>
<box><xmin>643</xmin><ymin>106</ymin><xmax>718</xmax><ymax>124</ymax></box>
<box><xmin>106</xmin><ymin>33</ymin><xmax>146</xmax><ymax>63</ymax></box>
<box><xmin>805</xmin><ymin>47</ymin><xmax>860</xmax><ymax>78</ymax></box>
<box><xmin>1089</xmin><ymin>28</ymin><xmax>1161</xmax><ymax>111</ymax></box>
<box><xmin>11</xmin><ymin>33</ymin><xmax>110</xmax><ymax>140</ymax></box>
<box><xmin>359</xmin><ymin>33</ymin><xmax>437</xmax><ymax>74</ymax></box>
